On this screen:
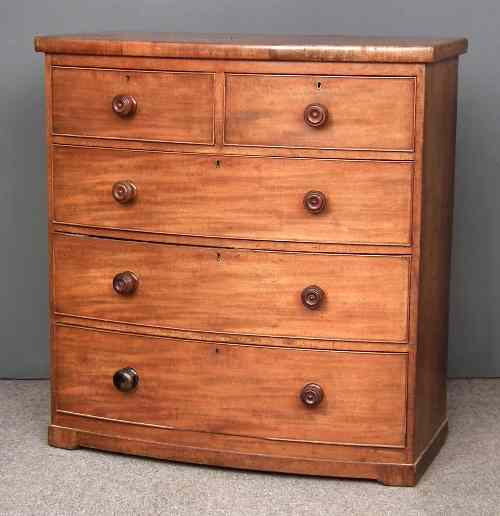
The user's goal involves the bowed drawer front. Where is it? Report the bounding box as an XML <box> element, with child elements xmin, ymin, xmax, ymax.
<box><xmin>54</xmin><ymin>325</ymin><xmax>408</xmax><ymax>447</ymax></box>
<box><xmin>36</xmin><ymin>32</ymin><xmax>467</xmax><ymax>486</ymax></box>
<box><xmin>53</xmin><ymin>233</ymin><xmax>410</xmax><ymax>343</ymax></box>
<box><xmin>52</xmin><ymin>145</ymin><xmax>413</xmax><ymax>246</ymax></box>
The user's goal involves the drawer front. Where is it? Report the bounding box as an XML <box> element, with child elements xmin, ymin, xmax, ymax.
<box><xmin>52</xmin><ymin>67</ymin><xmax>215</xmax><ymax>144</ymax></box>
<box><xmin>225</xmin><ymin>74</ymin><xmax>415</xmax><ymax>151</ymax></box>
<box><xmin>54</xmin><ymin>325</ymin><xmax>408</xmax><ymax>447</ymax></box>
<box><xmin>53</xmin><ymin>234</ymin><xmax>410</xmax><ymax>342</ymax></box>
<box><xmin>53</xmin><ymin>146</ymin><xmax>413</xmax><ymax>246</ymax></box>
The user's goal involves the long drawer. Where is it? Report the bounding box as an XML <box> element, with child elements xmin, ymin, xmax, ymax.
<box><xmin>225</xmin><ymin>73</ymin><xmax>416</xmax><ymax>151</ymax></box>
<box><xmin>53</xmin><ymin>233</ymin><xmax>410</xmax><ymax>343</ymax></box>
<box><xmin>53</xmin><ymin>146</ymin><xmax>413</xmax><ymax>246</ymax></box>
<box><xmin>52</xmin><ymin>67</ymin><xmax>215</xmax><ymax>144</ymax></box>
<box><xmin>54</xmin><ymin>325</ymin><xmax>408</xmax><ymax>447</ymax></box>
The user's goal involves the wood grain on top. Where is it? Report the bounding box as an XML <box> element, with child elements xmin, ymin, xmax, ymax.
<box><xmin>34</xmin><ymin>32</ymin><xmax>467</xmax><ymax>63</ymax></box>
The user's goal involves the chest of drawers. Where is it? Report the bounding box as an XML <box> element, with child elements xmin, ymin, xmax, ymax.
<box><xmin>35</xmin><ymin>32</ymin><xmax>467</xmax><ymax>486</ymax></box>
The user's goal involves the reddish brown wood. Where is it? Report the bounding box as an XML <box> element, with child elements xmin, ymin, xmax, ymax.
<box><xmin>52</xmin><ymin>233</ymin><xmax>410</xmax><ymax>343</ymax></box>
<box><xmin>54</xmin><ymin>404</ymin><xmax>407</xmax><ymax>464</ymax></box>
<box><xmin>48</xmin><ymin>53</ymin><xmax>419</xmax><ymax>163</ymax></box>
<box><xmin>44</xmin><ymin>54</ymin><xmax>58</xmax><ymax>429</ymax></box>
<box><xmin>46</xmin><ymin>420</ymin><xmax>447</xmax><ymax>485</ymax></box>
<box><xmin>49</xmin><ymin>390</ymin><xmax>448</xmax><ymax>477</ymax></box>
<box><xmin>52</xmin><ymin>146</ymin><xmax>413</xmax><ymax>247</ymax></box>
<box><xmin>48</xmin><ymin>425</ymin><xmax>79</xmax><ymax>450</ymax></box>
<box><xmin>53</xmin><ymin>223</ymin><xmax>413</xmax><ymax>256</ymax></box>
<box><xmin>45</xmin><ymin>418</ymin><xmax>447</xmax><ymax>486</ymax></box>
<box><xmin>36</xmin><ymin>32</ymin><xmax>466</xmax><ymax>486</ymax></box>
<box><xmin>34</xmin><ymin>33</ymin><xmax>467</xmax><ymax>63</ymax></box>
<box><xmin>53</xmin><ymin>325</ymin><xmax>408</xmax><ymax>447</ymax></box>
<box><xmin>225</xmin><ymin>73</ymin><xmax>416</xmax><ymax>151</ymax></box>
<box><xmin>413</xmin><ymin>58</ymin><xmax>458</xmax><ymax>458</ymax></box>
<box><xmin>53</xmin><ymin>315</ymin><xmax>412</xmax><ymax>352</ymax></box>
<box><xmin>52</xmin><ymin>67</ymin><xmax>215</xmax><ymax>144</ymax></box>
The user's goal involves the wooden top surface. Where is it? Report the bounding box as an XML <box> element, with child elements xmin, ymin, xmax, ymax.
<box><xmin>34</xmin><ymin>32</ymin><xmax>467</xmax><ymax>63</ymax></box>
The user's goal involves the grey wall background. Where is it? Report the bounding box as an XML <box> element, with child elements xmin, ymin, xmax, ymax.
<box><xmin>1</xmin><ymin>0</ymin><xmax>498</xmax><ymax>378</ymax></box>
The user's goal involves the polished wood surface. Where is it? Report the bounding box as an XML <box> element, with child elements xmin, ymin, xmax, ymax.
<box><xmin>52</xmin><ymin>146</ymin><xmax>413</xmax><ymax>246</ymax></box>
<box><xmin>52</xmin><ymin>67</ymin><xmax>215</xmax><ymax>144</ymax></box>
<box><xmin>52</xmin><ymin>223</ymin><xmax>414</xmax><ymax>256</ymax></box>
<box><xmin>225</xmin><ymin>74</ymin><xmax>415</xmax><ymax>151</ymax></box>
<box><xmin>414</xmin><ymin>58</ymin><xmax>458</xmax><ymax>457</ymax></box>
<box><xmin>53</xmin><ymin>233</ymin><xmax>410</xmax><ymax>343</ymax></box>
<box><xmin>52</xmin><ymin>398</ymin><xmax>408</xmax><ymax>463</ymax></box>
<box><xmin>53</xmin><ymin>316</ymin><xmax>412</xmax><ymax>352</ymax></box>
<box><xmin>49</xmin><ymin>55</ymin><xmax>423</xmax><ymax>164</ymax></box>
<box><xmin>54</xmin><ymin>325</ymin><xmax>408</xmax><ymax>447</ymax></box>
<box><xmin>34</xmin><ymin>32</ymin><xmax>467</xmax><ymax>63</ymax></box>
<box><xmin>48</xmin><ymin>421</ymin><xmax>447</xmax><ymax>486</ymax></box>
<box><xmin>36</xmin><ymin>32</ymin><xmax>467</xmax><ymax>486</ymax></box>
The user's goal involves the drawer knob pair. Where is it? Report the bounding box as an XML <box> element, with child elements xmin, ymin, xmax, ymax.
<box><xmin>113</xmin><ymin>367</ymin><xmax>139</xmax><ymax>392</ymax></box>
<box><xmin>112</xmin><ymin>367</ymin><xmax>322</xmax><ymax>410</ymax></box>
<box><xmin>112</xmin><ymin>182</ymin><xmax>327</xmax><ymax>215</ymax></box>
<box><xmin>112</xmin><ymin>94</ymin><xmax>137</xmax><ymax>117</ymax></box>
<box><xmin>304</xmin><ymin>103</ymin><xmax>328</xmax><ymax>128</ymax></box>
<box><xmin>112</xmin><ymin>272</ymin><xmax>323</xmax><ymax>310</ymax></box>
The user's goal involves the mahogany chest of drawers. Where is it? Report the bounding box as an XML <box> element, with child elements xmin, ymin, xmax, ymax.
<box><xmin>35</xmin><ymin>32</ymin><xmax>467</xmax><ymax>486</ymax></box>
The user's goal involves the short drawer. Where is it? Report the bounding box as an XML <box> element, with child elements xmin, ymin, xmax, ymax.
<box><xmin>54</xmin><ymin>325</ymin><xmax>408</xmax><ymax>447</ymax></box>
<box><xmin>53</xmin><ymin>146</ymin><xmax>413</xmax><ymax>246</ymax></box>
<box><xmin>53</xmin><ymin>234</ymin><xmax>410</xmax><ymax>343</ymax></box>
<box><xmin>52</xmin><ymin>67</ymin><xmax>215</xmax><ymax>144</ymax></box>
<box><xmin>225</xmin><ymin>74</ymin><xmax>415</xmax><ymax>151</ymax></box>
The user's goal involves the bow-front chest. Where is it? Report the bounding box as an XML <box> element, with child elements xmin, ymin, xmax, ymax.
<box><xmin>35</xmin><ymin>32</ymin><xmax>467</xmax><ymax>486</ymax></box>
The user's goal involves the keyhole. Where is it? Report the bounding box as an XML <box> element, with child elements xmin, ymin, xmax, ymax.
<box><xmin>216</xmin><ymin>252</ymin><xmax>222</xmax><ymax>262</ymax></box>
<box><xmin>215</xmin><ymin>159</ymin><xmax>221</xmax><ymax>168</ymax></box>
<box><xmin>316</xmin><ymin>81</ymin><xmax>322</xmax><ymax>89</ymax></box>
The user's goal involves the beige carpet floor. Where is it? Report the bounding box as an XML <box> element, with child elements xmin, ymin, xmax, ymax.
<box><xmin>0</xmin><ymin>379</ymin><xmax>499</xmax><ymax>515</ymax></box>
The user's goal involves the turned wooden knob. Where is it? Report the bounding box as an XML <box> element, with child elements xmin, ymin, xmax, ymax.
<box><xmin>304</xmin><ymin>191</ymin><xmax>327</xmax><ymax>214</ymax></box>
<box><xmin>113</xmin><ymin>271</ymin><xmax>139</xmax><ymax>296</ymax></box>
<box><xmin>112</xmin><ymin>94</ymin><xmax>137</xmax><ymax>117</ymax></box>
<box><xmin>112</xmin><ymin>180</ymin><xmax>137</xmax><ymax>204</ymax></box>
<box><xmin>304</xmin><ymin>103</ymin><xmax>328</xmax><ymax>128</ymax></box>
<box><xmin>301</xmin><ymin>285</ymin><xmax>325</xmax><ymax>310</ymax></box>
<box><xmin>300</xmin><ymin>383</ymin><xmax>324</xmax><ymax>407</ymax></box>
<box><xmin>113</xmin><ymin>367</ymin><xmax>139</xmax><ymax>392</ymax></box>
